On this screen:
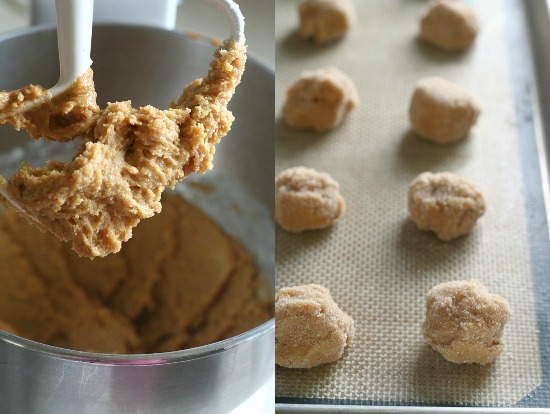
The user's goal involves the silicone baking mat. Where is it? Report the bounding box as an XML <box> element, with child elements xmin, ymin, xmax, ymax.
<box><xmin>275</xmin><ymin>0</ymin><xmax>550</xmax><ymax>409</ymax></box>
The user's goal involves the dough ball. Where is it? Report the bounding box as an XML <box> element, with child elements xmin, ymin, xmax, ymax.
<box><xmin>408</xmin><ymin>172</ymin><xmax>486</xmax><ymax>240</ymax></box>
<box><xmin>298</xmin><ymin>0</ymin><xmax>356</xmax><ymax>43</ymax></box>
<box><xmin>423</xmin><ymin>279</ymin><xmax>511</xmax><ymax>364</ymax></box>
<box><xmin>275</xmin><ymin>284</ymin><xmax>354</xmax><ymax>368</ymax></box>
<box><xmin>419</xmin><ymin>0</ymin><xmax>479</xmax><ymax>51</ymax></box>
<box><xmin>282</xmin><ymin>66</ymin><xmax>358</xmax><ymax>132</ymax></box>
<box><xmin>409</xmin><ymin>77</ymin><xmax>481</xmax><ymax>144</ymax></box>
<box><xmin>275</xmin><ymin>166</ymin><xmax>345</xmax><ymax>233</ymax></box>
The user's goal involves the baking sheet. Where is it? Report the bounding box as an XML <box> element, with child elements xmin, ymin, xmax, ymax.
<box><xmin>275</xmin><ymin>0</ymin><xmax>550</xmax><ymax>410</ymax></box>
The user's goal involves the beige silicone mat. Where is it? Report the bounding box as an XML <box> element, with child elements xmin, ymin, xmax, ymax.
<box><xmin>275</xmin><ymin>0</ymin><xmax>543</xmax><ymax>406</ymax></box>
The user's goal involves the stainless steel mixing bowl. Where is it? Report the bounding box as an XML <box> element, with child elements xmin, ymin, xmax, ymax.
<box><xmin>0</xmin><ymin>24</ymin><xmax>274</xmax><ymax>414</ymax></box>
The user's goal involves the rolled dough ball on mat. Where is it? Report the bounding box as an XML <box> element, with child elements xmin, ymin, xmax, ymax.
<box><xmin>423</xmin><ymin>279</ymin><xmax>511</xmax><ymax>365</ymax></box>
<box><xmin>275</xmin><ymin>284</ymin><xmax>354</xmax><ymax>369</ymax></box>
<box><xmin>408</xmin><ymin>172</ymin><xmax>486</xmax><ymax>240</ymax></box>
<box><xmin>409</xmin><ymin>76</ymin><xmax>480</xmax><ymax>144</ymax></box>
<box><xmin>275</xmin><ymin>166</ymin><xmax>345</xmax><ymax>233</ymax></box>
<box><xmin>299</xmin><ymin>0</ymin><xmax>356</xmax><ymax>43</ymax></box>
<box><xmin>282</xmin><ymin>66</ymin><xmax>358</xmax><ymax>132</ymax></box>
<box><xmin>419</xmin><ymin>0</ymin><xmax>479</xmax><ymax>51</ymax></box>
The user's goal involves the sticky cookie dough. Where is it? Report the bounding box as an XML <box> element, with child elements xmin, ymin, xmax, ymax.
<box><xmin>409</xmin><ymin>77</ymin><xmax>481</xmax><ymax>144</ymax></box>
<box><xmin>282</xmin><ymin>66</ymin><xmax>358</xmax><ymax>132</ymax></box>
<box><xmin>0</xmin><ymin>40</ymin><xmax>246</xmax><ymax>258</ymax></box>
<box><xmin>423</xmin><ymin>279</ymin><xmax>511</xmax><ymax>364</ymax></box>
<box><xmin>298</xmin><ymin>0</ymin><xmax>356</xmax><ymax>43</ymax></box>
<box><xmin>0</xmin><ymin>193</ymin><xmax>273</xmax><ymax>354</ymax></box>
<box><xmin>275</xmin><ymin>166</ymin><xmax>345</xmax><ymax>233</ymax></box>
<box><xmin>408</xmin><ymin>172</ymin><xmax>486</xmax><ymax>241</ymax></box>
<box><xmin>419</xmin><ymin>0</ymin><xmax>479</xmax><ymax>51</ymax></box>
<box><xmin>275</xmin><ymin>284</ymin><xmax>354</xmax><ymax>368</ymax></box>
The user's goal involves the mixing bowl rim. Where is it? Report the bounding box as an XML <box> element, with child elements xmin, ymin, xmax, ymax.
<box><xmin>0</xmin><ymin>319</ymin><xmax>274</xmax><ymax>364</ymax></box>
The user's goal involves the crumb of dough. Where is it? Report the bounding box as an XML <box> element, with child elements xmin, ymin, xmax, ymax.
<box><xmin>419</xmin><ymin>0</ymin><xmax>479</xmax><ymax>51</ymax></box>
<box><xmin>0</xmin><ymin>194</ymin><xmax>273</xmax><ymax>354</ymax></box>
<box><xmin>275</xmin><ymin>166</ymin><xmax>345</xmax><ymax>233</ymax></box>
<box><xmin>409</xmin><ymin>77</ymin><xmax>480</xmax><ymax>144</ymax></box>
<box><xmin>423</xmin><ymin>279</ymin><xmax>511</xmax><ymax>364</ymax></box>
<box><xmin>275</xmin><ymin>284</ymin><xmax>354</xmax><ymax>369</ymax></box>
<box><xmin>282</xmin><ymin>66</ymin><xmax>358</xmax><ymax>132</ymax></box>
<box><xmin>0</xmin><ymin>40</ymin><xmax>246</xmax><ymax>259</ymax></box>
<box><xmin>408</xmin><ymin>172</ymin><xmax>486</xmax><ymax>241</ymax></box>
<box><xmin>298</xmin><ymin>0</ymin><xmax>356</xmax><ymax>43</ymax></box>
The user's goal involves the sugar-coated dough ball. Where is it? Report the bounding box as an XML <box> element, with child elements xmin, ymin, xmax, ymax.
<box><xmin>408</xmin><ymin>172</ymin><xmax>486</xmax><ymax>240</ymax></box>
<box><xmin>409</xmin><ymin>77</ymin><xmax>481</xmax><ymax>144</ymax></box>
<box><xmin>276</xmin><ymin>166</ymin><xmax>345</xmax><ymax>233</ymax></box>
<box><xmin>0</xmin><ymin>320</ymin><xmax>18</xmax><ymax>336</ymax></box>
<box><xmin>299</xmin><ymin>0</ymin><xmax>356</xmax><ymax>43</ymax></box>
<box><xmin>423</xmin><ymin>279</ymin><xmax>511</xmax><ymax>364</ymax></box>
<box><xmin>282</xmin><ymin>66</ymin><xmax>358</xmax><ymax>132</ymax></box>
<box><xmin>275</xmin><ymin>284</ymin><xmax>354</xmax><ymax>368</ymax></box>
<box><xmin>419</xmin><ymin>0</ymin><xmax>479</xmax><ymax>51</ymax></box>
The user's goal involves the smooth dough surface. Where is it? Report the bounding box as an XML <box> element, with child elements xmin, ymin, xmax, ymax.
<box><xmin>419</xmin><ymin>0</ymin><xmax>479</xmax><ymax>51</ymax></box>
<box><xmin>282</xmin><ymin>66</ymin><xmax>358</xmax><ymax>132</ymax></box>
<box><xmin>408</xmin><ymin>172</ymin><xmax>486</xmax><ymax>241</ymax></box>
<box><xmin>275</xmin><ymin>166</ymin><xmax>345</xmax><ymax>233</ymax></box>
<box><xmin>298</xmin><ymin>0</ymin><xmax>356</xmax><ymax>43</ymax></box>
<box><xmin>423</xmin><ymin>279</ymin><xmax>511</xmax><ymax>364</ymax></box>
<box><xmin>275</xmin><ymin>284</ymin><xmax>354</xmax><ymax>369</ymax></box>
<box><xmin>0</xmin><ymin>194</ymin><xmax>273</xmax><ymax>354</ymax></box>
<box><xmin>409</xmin><ymin>76</ymin><xmax>481</xmax><ymax>144</ymax></box>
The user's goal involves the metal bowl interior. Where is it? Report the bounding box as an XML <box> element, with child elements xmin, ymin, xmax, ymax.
<box><xmin>0</xmin><ymin>24</ymin><xmax>274</xmax><ymax>414</ymax></box>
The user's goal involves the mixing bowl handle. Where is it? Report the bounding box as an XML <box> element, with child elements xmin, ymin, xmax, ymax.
<box><xmin>30</xmin><ymin>0</ymin><xmax>182</xmax><ymax>30</ymax></box>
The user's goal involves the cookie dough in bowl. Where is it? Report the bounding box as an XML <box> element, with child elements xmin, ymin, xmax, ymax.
<box><xmin>275</xmin><ymin>166</ymin><xmax>345</xmax><ymax>233</ymax></box>
<box><xmin>408</xmin><ymin>171</ymin><xmax>486</xmax><ymax>241</ymax></box>
<box><xmin>0</xmin><ymin>193</ymin><xmax>273</xmax><ymax>354</ymax></box>
<box><xmin>275</xmin><ymin>284</ymin><xmax>354</xmax><ymax>369</ymax></box>
<box><xmin>0</xmin><ymin>39</ymin><xmax>246</xmax><ymax>259</ymax></box>
<box><xmin>423</xmin><ymin>279</ymin><xmax>511</xmax><ymax>364</ymax></box>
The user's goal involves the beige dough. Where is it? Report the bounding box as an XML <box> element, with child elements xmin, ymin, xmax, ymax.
<box><xmin>423</xmin><ymin>279</ymin><xmax>511</xmax><ymax>364</ymax></box>
<box><xmin>419</xmin><ymin>0</ymin><xmax>479</xmax><ymax>51</ymax></box>
<box><xmin>408</xmin><ymin>172</ymin><xmax>486</xmax><ymax>241</ymax></box>
<box><xmin>0</xmin><ymin>40</ymin><xmax>246</xmax><ymax>258</ymax></box>
<box><xmin>282</xmin><ymin>66</ymin><xmax>358</xmax><ymax>132</ymax></box>
<box><xmin>298</xmin><ymin>0</ymin><xmax>356</xmax><ymax>44</ymax></box>
<box><xmin>409</xmin><ymin>77</ymin><xmax>480</xmax><ymax>144</ymax></box>
<box><xmin>0</xmin><ymin>193</ymin><xmax>273</xmax><ymax>354</ymax></box>
<box><xmin>275</xmin><ymin>166</ymin><xmax>345</xmax><ymax>233</ymax></box>
<box><xmin>275</xmin><ymin>284</ymin><xmax>354</xmax><ymax>369</ymax></box>
<box><xmin>0</xmin><ymin>320</ymin><xmax>18</xmax><ymax>336</ymax></box>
